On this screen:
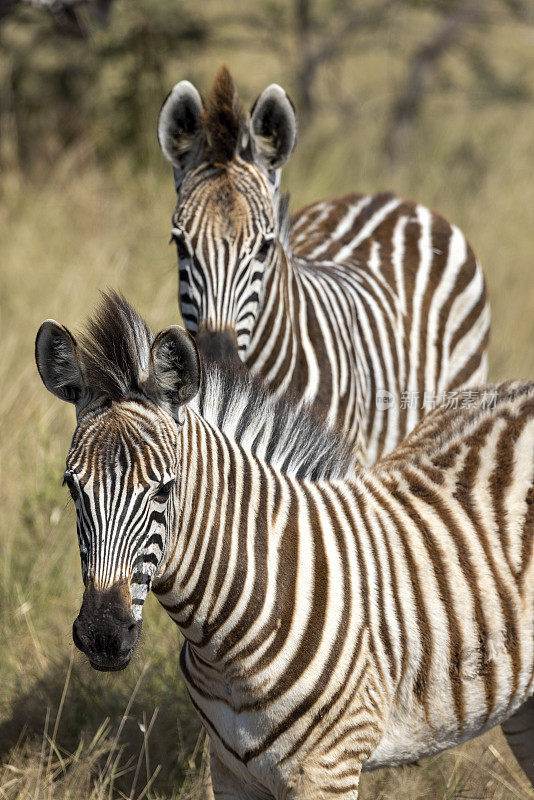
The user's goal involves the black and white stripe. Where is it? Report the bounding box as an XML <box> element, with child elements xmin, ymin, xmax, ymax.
<box><xmin>66</xmin><ymin>400</ymin><xmax>175</xmax><ymax>616</ymax></box>
<box><xmin>37</xmin><ymin>294</ymin><xmax>532</xmax><ymax>799</ymax></box>
<box><xmin>159</xmin><ymin>69</ymin><xmax>490</xmax><ymax>465</ymax></box>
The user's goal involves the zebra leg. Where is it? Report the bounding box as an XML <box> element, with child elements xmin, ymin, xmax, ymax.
<box><xmin>285</xmin><ymin>762</ymin><xmax>362</xmax><ymax>799</ymax></box>
<box><xmin>209</xmin><ymin>744</ymin><xmax>273</xmax><ymax>800</ymax></box>
<box><xmin>501</xmin><ymin>696</ymin><xmax>534</xmax><ymax>787</ymax></box>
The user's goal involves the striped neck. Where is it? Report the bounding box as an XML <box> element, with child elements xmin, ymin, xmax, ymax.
<box><xmin>245</xmin><ymin>243</ymin><xmax>371</xmax><ymax>450</ymax></box>
<box><xmin>153</xmin><ymin>409</ymin><xmax>291</xmax><ymax>663</ymax></box>
<box><xmin>244</xmin><ymin>245</ymin><xmax>307</xmax><ymax>396</ymax></box>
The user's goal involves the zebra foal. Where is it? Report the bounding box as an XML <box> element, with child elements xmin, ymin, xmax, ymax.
<box><xmin>158</xmin><ymin>66</ymin><xmax>490</xmax><ymax>464</ymax></box>
<box><xmin>36</xmin><ymin>293</ymin><xmax>533</xmax><ymax>798</ymax></box>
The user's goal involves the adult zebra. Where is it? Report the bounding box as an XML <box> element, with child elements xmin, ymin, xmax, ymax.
<box><xmin>157</xmin><ymin>66</ymin><xmax>490</xmax><ymax>464</ymax></box>
<box><xmin>36</xmin><ymin>293</ymin><xmax>533</xmax><ymax>798</ymax></box>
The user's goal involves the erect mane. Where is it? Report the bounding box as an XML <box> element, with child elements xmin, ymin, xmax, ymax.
<box><xmin>77</xmin><ymin>291</ymin><xmax>154</xmax><ymax>402</ymax></box>
<box><xmin>202</xmin><ymin>64</ymin><xmax>246</xmax><ymax>165</ymax></box>
<box><xmin>191</xmin><ymin>353</ymin><xmax>357</xmax><ymax>480</ymax></box>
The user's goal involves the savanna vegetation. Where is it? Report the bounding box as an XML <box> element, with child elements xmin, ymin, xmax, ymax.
<box><xmin>1</xmin><ymin>1</ymin><xmax>533</xmax><ymax>797</ymax></box>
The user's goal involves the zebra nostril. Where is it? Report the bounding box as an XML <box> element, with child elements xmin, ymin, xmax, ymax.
<box><xmin>74</xmin><ymin>582</ymin><xmax>141</xmax><ymax>669</ymax></box>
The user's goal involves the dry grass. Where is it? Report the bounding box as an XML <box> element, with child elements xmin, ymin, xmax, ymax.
<box><xmin>0</xmin><ymin>658</ymin><xmax>212</xmax><ymax>800</ymax></box>
<box><xmin>1</xmin><ymin>7</ymin><xmax>533</xmax><ymax>798</ymax></box>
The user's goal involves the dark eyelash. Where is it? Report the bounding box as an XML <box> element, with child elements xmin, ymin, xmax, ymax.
<box><xmin>154</xmin><ymin>479</ymin><xmax>175</xmax><ymax>502</ymax></box>
<box><xmin>62</xmin><ymin>473</ymin><xmax>78</xmax><ymax>501</ymax></box>
<box><xmin>255</xmin><ymin>238</ymin><xmax>272</xmax><ymax>263</ymax></box>
<box><xmin>171</xmin><ymin>232</ymin><xmax>191</xmax><ymax>261</ymax></box>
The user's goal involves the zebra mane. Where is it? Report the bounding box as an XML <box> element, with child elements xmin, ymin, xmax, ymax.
<box><xmin>202</xmin><ymin>65</ymin><xmax>246</xmax><ymax>165</ymax></box>
<box><xmin>77</xmin><ymin>291</ymin><xmax>154</xmax><ymax>402</ymax></box>
<box><xmin>76</xmin><ymin>293</ymin><xmax>356</xmax><ymax>480</ymax></box>
<box><xmin>191</xmin><ymin>354</ymin><xmax>357</xmax><ymax>480</ymax></box>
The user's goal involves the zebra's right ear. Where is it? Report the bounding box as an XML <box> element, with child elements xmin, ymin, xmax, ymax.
<box><xmin>157</xmin><ymin>81</ymin><xmax>204</xmax><ymax>188</ymax></box>
<box><xmin>35</xmin><ymin>320</ymin><xmax>86</xmax><ymax>405</ymax></box>
<box><xmin>147</xmin><ymin>325</ymin><xmax>201</xmax><ymax>418</ymax></box>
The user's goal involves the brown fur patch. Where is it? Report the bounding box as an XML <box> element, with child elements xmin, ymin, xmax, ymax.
<box><xmin>202</xmin><ymin>65</ymin><xmax>245</xmax><ymax>165</ymax></box>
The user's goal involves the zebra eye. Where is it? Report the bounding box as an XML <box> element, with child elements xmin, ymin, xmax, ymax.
<box><xmin>171</xmin><ymin>231</ymin><xmax>191</xmax><ymax>261</ymax></box>
<box><xmin>255</xmin><ymin>238</ymin><xmax>272</xmax><ymax>263</ymax></box>
<box><xmin>154</xmin><ymin>479</ymin><xmax>175</xmax><ymax>503</ymax></box>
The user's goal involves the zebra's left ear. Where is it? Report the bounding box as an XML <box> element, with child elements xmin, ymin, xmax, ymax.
<box><xmin>147</xmin><ymin>325</ymin><xmax>201</xmax><ymax>418</ymax></box>
<box><xmin>250</xmin><ymin>84</ymin><xmax>297</xmax><ymax>172</ymax></box>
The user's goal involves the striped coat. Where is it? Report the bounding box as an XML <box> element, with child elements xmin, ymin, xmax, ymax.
<box><xmin>36</xmin><ymin>294</ymin><xmax>533</xmax><ymax>799</ymax></box>
<box><xmin>158</xmin><ymin>67</ymin><xmax>490</xmax><ymax>465</ymax></box>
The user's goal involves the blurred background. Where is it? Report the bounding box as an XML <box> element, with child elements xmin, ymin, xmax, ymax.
<box><xmin>1</xmin><ymin>1</ymin><xmax>533</xmax><ymax>798</ymax></box>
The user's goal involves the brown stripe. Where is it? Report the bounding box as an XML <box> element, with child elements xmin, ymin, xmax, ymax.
<box><xmin>357</xmin><ymin>500</ymin><xmax>397</xmax><ymax>682</ymax></box>
<box><xmin>405</xmin><ymin>465</ymin><xmax>498</xmax><ymax>723</ymax></box>
<box><xmin>489</xmin><ymin>413</ymin><xmax>517</xmax><ymax>576</ymax></box>
<box><xmin>453</xmin><ymin>430</ymin><xmax>523</xmax><ymax>711</ymax></box>
<box><xmin>362</xmin><ymin>474</ymin><xmax>433</xmax><ymax>720</ymax></box>
<box><xmin>448</xmin><ymin>291</ymin><xmax>487</xmax><ymax>358</ymax></box>
<box><xmin>206</xmin><ymin>446</ymin><xmax>252</xmax><ymax>654</ymax></box>
<box><xmin>153</xmin><ymin>420</ymin><xmax>200</xmax><ymax>598</ymax></box>
<box><xmin>239</xmin><ymin>483</ymin><xmax>331</xmax><ymax>711</ymax></box>
<box><xmin>366</xmin><ymin>503</ymin><xmax>410</xmax><ymax>687</ymax></box>
<box><xmin>237</xmin><ymin>480</ymin><xmax>299</xmax><ymax>673</ymax></box>
<box><xmin>448</xmin><ymin>342</ymin><xmax>489</xmax><ymax>393</ymax></box>
<box><xmin>213</xmin><ymin>458</ymin><xmax>269</xmax><ymax>657</ymax></box>
<box><xmin>517</xmin><ymin>481</ymin><xmax>534</xmax><ymax>591</ymax></box>
<box><xmin>164</xmin><ymin>430</ymin><xmax>219</xmax><ymax>623</ymax></box>
<box><xmin>267</xmin><ymin>629</ymin><xmax>367</xmax><ymax>766</ymax></box>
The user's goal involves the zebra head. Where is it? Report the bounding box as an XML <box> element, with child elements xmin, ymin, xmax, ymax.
<box><xmin>158</xmin><ymin>66</ymin><xmax>297</xmax><ymax>359</ymax></box>
<box><xmin>35</xmin><ymin>293</ymin><xmax>200</xmax><ymax>671</ymax></box>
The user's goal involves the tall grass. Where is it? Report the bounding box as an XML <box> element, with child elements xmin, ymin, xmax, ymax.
<box><xmin>1</xmin><ymin>8</ymin><xmax>533</xmax><ymax>798</ymax></box>
<box><xmin>0</xmin><ymin>658</ymin><xmax>212</xmax><ymax>800</ymax></box>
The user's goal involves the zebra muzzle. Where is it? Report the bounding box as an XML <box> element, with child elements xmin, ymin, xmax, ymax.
<box><xmin>73</xmin><ymin>580</ymin><xmax>142</xmax><ymax>671</ymax></box>
<box><xmin>195</xmin><ymin>326</ymin><xmax>242</xmax><ymax>365</ymax></box>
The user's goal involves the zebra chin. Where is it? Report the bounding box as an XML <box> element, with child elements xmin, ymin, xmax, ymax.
<box><xmin>72</xmin><ymin>580</ymin><xmax>143</xmax><ymax>672</ymax></box>
<box><xmin>194</xmin><ymin>325</ymin><xmax>242</xmax><ymax>366</ymax></box>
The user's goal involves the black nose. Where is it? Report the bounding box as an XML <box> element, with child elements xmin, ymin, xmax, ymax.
<box><xmin>73</xmin><ymin>581</ymin><xmax>141</xmax><ymax>671</ymax></box>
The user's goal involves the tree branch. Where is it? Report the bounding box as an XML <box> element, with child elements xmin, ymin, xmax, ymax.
<box><xmin>384</xmin><ymin>0</ymin><xmax>484</xmax><ymax>162</ymax></box>
<box><xmin>294</xmin><ymin>0</ymin><xmax>395</xmax><ymax>120</ymax></box>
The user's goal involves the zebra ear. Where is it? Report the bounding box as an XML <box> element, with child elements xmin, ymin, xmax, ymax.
<box><xmin>148</xmin><ymin>325</ymin><xmax>201</xmax><ymax>415</ymax></box>
<box><xmin>35</xmin><ymin>320</ymin><xmax>86</xmax><ymax>405</ymax></box>
<box><xmin>250</xmin><ymin>84</ymin><xmax>297</xmax><ymax>172</ymax></box>
<box><xmin>158</xmin><ymin>81</ymin><xmax>204</xmax><ymax>188</ymax></box>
